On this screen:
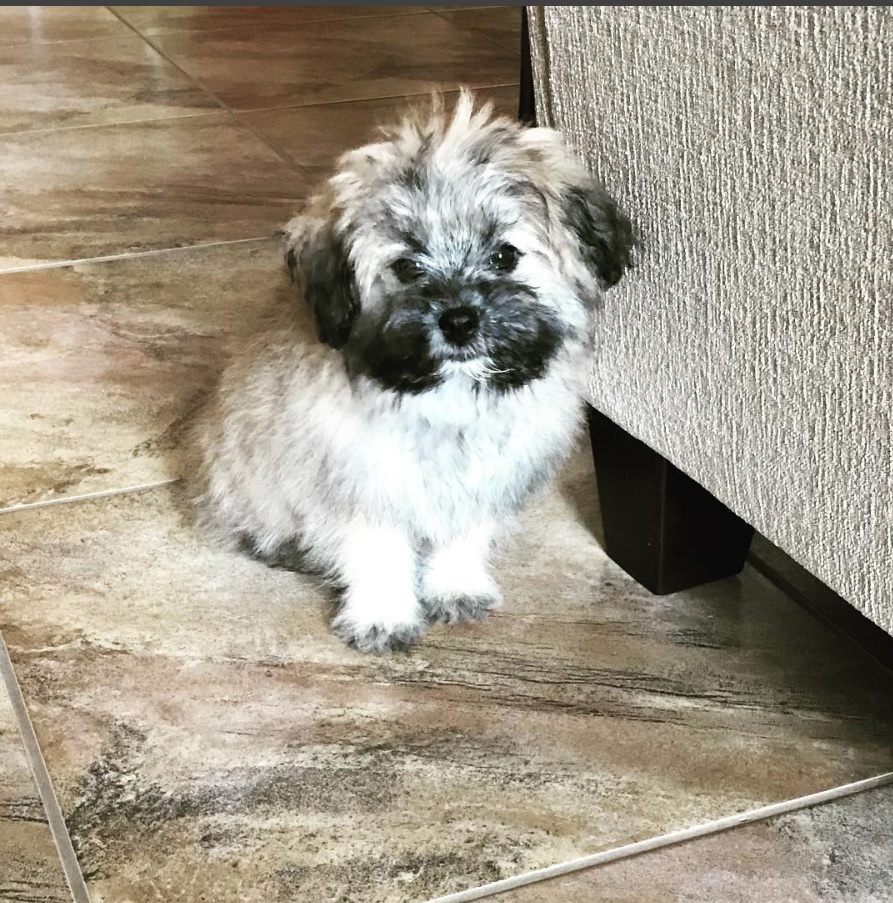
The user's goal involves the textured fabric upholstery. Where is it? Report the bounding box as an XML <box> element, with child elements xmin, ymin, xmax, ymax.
<box><xmin>528</xmin><ymin>6</ymin><xmax>893</xmax><ymax>634</ymax></box>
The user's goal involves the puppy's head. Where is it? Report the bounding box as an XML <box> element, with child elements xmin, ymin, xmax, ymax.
<box><xmin>283</xmin><ymin>90</ymin><xmax>633</xmax><ymax>394</ymax></box>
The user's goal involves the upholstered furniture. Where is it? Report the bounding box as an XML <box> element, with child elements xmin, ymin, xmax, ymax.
<box><xmin>526</xmin><ymin>6</ymin><xmax>893</xmax><ymax>637</ymax></box>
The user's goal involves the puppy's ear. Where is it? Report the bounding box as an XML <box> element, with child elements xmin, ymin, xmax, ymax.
<box><xmin>563</xmin><ymin>185</ymin><xmax>634</xmax><ymax>288</ymax></box>
<box><xmin>285</xmin><ymin>223</ymin><xmax>360</xmax><ymax>350</ymax></box>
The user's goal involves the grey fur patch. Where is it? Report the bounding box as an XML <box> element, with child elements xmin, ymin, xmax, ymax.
<box><xmin>424</xmin><ymin>594</ymin><xmax>497</xmax><ymax>624</ymax></box>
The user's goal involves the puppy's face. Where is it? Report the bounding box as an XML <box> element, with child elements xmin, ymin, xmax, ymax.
<box><xmin>285</xmin><ymin>93</ymin><xmax>633</xmax><ymax>395</ymax></box>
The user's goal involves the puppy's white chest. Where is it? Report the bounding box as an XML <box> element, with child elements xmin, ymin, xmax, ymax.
<box><xmin>360</xmin><ymin>377</ymin><xmax>576</xmax><ymax>540</ymax></box>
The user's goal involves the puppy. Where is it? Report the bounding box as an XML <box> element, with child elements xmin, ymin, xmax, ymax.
<box><xmin>192</xmin><ymin>91</ymin><xmax>632</xmax><ymax>653</ymax></box>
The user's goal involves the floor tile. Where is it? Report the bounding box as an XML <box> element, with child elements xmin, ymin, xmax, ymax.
<box><xmin>0</xmin><ymin>117</ymin><xmax>306</xmax><ymax>271</ymax></box>
<box><xmin>500</xmin><ymin>785</ymin><xmax>893</xmax><ymax>903</ymax></box>
<box><xmin>434</xmin><ymin>7</ymin><xmax>523</xmax><ymax>53</ymax></box>
<box><xmin>0</xmin><ymin>240</ymin><xmax>284</xmax><ymax>509</ymax></box>
<box><xmin>242</xmin><ymin>85</ymin><xmax>521</xmax><ymax>178</ymax></box>
<box><xmin>111</xmin><ymin>5</ymin><xmax>430</xmax><ymax>36</ymax></box>
<box><xmin>0</xmin><ymin>669</ymin><xmax>71</xmax><ymax>902</ymax></box>
<box><xmin>0</xmin><ymin>6</ymin><xmax>130</xmax><ymax>47</ymax></box>
<box><xmin>1</xmin><ymin>450</ymin><xmax>892</xmax><ymax>902</ymax></box>
<box><xmin>149</xmin><ymin>13</ymin><xmax>519</xmax><ymax>111</ymax></box>
<box><xmin>0</xmin><ymin>36</ymin><xmax>219</xmax><ymax>135</ymax></box>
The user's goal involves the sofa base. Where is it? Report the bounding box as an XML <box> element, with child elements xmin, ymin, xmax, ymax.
<box><xmin>588</xmin><ymin>406</ymin><xmax>755</xmax><ymax>595</ymax></box>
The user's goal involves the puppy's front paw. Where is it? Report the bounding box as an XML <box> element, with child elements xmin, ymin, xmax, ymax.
<box><xmin>424</xmin><ymin>593</ymin><xmax>499</xmax><ymax>625</ymax></box>
<box><xmin>421</xmin><ymin>553</ymin><xmax>502</xmax><ymax>625</ymax></box>
<box><xmin>334</xmin><ymin>619</ymin><xmax>425</xmax><ymax>654</ymax></box>
<box><xmin>331</xmin><ymin>586</ymin><xmax>425</xmax><ymax>654</ymax></box>
<box><xmin>331</xmin><ymin>614</ymin><xmax>425</xmax><ymax>654</ymax></box>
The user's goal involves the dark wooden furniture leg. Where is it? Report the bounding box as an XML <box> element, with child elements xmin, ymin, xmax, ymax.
<box><xmin>588</xmin><ymin>406</ymin><xmax>755</xmax><ymax>595</ymax></box>
<box><xmin>519</xmin><ymin>7</ymin><xmax>536</xmax><ymax>125</ymax></box>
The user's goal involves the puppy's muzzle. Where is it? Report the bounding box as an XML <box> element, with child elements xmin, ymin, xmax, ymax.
<box><xmin>438</xmin><ymin>306</ymin><xmax>481</xmax><ymax>347</ymax></box>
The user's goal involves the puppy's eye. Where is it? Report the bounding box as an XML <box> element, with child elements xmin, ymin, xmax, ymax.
<box><xmin>488</xmin><ymin>244</ymin><xmax>520</xmax><ymax>273</ymax></box>
<box><xmin>392</xmin><ymin>257</ymin><xmax>426</xmax><ymax>284</ymax></box>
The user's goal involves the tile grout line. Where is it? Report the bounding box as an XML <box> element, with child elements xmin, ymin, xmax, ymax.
<box><xmin>0</xmin><ymin>108</ymin><xmax>231</xmax><ymax>140</ymax></box>
<box><xmin>104</xmin><ymin>5</ymin><xmax>228</xmax><ymax>113</ymax></box>
<box><xmin>99</xmin><ymin>6</ymin><xmax>437</xmax><ymax>42</ymax></box>
<box><xmin>0</xmin><ymin>5</ymin><xmax>451</xmax><ymax>48</ymax></box>
<box><xmin>229</xmin><ymin>117</ymin><xmax>313</xmax><ymax>178</ymax></box>
<box><xmin>229</xmin><ymin>79</ymin><xmax>521</xmax><ymax>173</ymax></box>
<box><xmin>0</xmin><ymin>632</ymin><xmax>92</xmax><ymax>903</ymax></box>
<box><xmin>0</xmin><ymin>237</ymin><xmax>272</xmax><ymax>276</ymax></box>
<box><xmin>232</xmin><ymin>82</ymin><xmax>521</xmax><ymax>116</ymax></box>
<box><xmin>428</xmin><ymin>8</ymin><xmax>520</xmax><ymax>55</ymax></box>
<box><xmin>0</xmin><ymin>478</ymin><xmax>180</xmax><ymax>516</ymax></box>
<box><xmin>424</xmin><ymin>770</ymin><xmax>893</xmax><ymax>903</ymax></box>
<box><xmin>103</xmin><ymin>6</ymin><xmax>309</xmax><ymax>176</ymax></box>
<box><xmin>104</xmin><ymin>6</ymin><xmax>516</xmax><ymax>175</ymax></box>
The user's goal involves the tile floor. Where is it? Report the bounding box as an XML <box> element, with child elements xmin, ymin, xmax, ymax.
<box><xmin>0</xmin><ymin>6</ymin><xmax>891</xmax><ymax>903</ymax></box>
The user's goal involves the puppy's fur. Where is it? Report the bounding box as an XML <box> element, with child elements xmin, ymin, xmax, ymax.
<box><xmin>192</xmin><ymin>91</ymin><xmax>632</xmax><ymax>653</ymax></box>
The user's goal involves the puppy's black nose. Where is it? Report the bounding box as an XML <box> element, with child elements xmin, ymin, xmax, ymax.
<box><xmin>438</xmin><ymin>306</ymin><xmax>480</xmax><ymax>346</ymax></box>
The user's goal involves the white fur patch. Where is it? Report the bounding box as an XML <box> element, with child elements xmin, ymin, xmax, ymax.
<box><xmin>330</xmin><ymin>521</ymin><xmax>423</xmax><ymax>644</ymax></box>
<box><xmin>421</xmin><ymin>521</ymin><xmax>502</xmax><ymax>605</ymax></box>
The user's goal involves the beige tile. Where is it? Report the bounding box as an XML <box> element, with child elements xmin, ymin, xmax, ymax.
<box><xmin>0</xmin><ymin>117</ymin><xmax>306</xmax><ymax>271</ymax></box>
<box><xmin>0</xmin><ymin>240</ymin><xmax>286</xmax><ymax>509</ymax></box>
<box><xmin>150</xmin><ymin>13</ymin><xmax>518</xmax><ymax>111</ymax></box>
<box><xmin>500</xmin><ymin>785</ymin><xmax>893</xmax><ymax>903</ymax></box>
<box><xmin>435</xmin><ymin>6</ymin><xmax>524</xmax><ymax>52</ymax></box>
<box><xmin>0</xmin><ymin>6</ymin><xmax>130</xmax><ymax>46</ymax></box>
<box><xmin>1</xmin><ymin>451</ymin><xmax>892</xmax><ymax>901</ymax></box>
<box><xmin>0</xmin><ymin>671</ymin><xmax>71</xmax><ymax>901</ymax></box>
<box><xmin>111</xmin><ymin>5</ymin><xmax>431</xmax><ymax>36</ymax></box>
<box><xmin>242</xmin><ymin>85</ymin><xmax>521</xmax><ymax>177</ymax></box>
<box><xmin>0</xmin><ymin>36</ymin><xmax>219</xmax><ymax>135</ymax></box>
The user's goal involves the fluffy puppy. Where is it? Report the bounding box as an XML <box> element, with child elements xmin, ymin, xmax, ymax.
<box><xmin>192</xmin><ymin>91</ymin><xmax>632</xmax><ymax>653</ymax></box>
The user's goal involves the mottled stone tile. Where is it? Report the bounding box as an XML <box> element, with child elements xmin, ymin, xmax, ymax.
<box><xmin>0</xmin><ymin>240</ymin><xmax>286</xmax><ymax>509</ymax></box>
<box><xmin>1</xmin><ymin>449</ymin><xmax>892</xmax><ymax>902</ymax></box>
<box><xmin>0</xmin><ymin>35</ymin><xmax>219</xmax><ymax>135</ymax></box>
<box><xmin>111</xmin><ymin>6</ymin><xmax>430</xmax><ymax>36</ymax></box>
<box><xmin>0</xmin><ymin>671</ymin><xmax>71</xmax><ymax>901</ymax></box>
<box><xmin>0</xmin><ymin>6</ymin><xmax>129</xmax><ymax>47</ymax></box>
<box><xmin>242</xmin><ymin>85</ymin><xmax>521</xmax><ymax>177</ymax></box>
<box><xmin>0</xmin><ymin>117</ymin><xmax>305</xmax><ymax>271</ymax></box>
<box><xmin>500</xmin><ymin>785</ymin><xmax>893</xmax><ymax>903</ymax></box>
<box><xmin>434</xmin><ymin>7</ymin><xmax>524</xmax><ymax>53</ymax></box>
<box><xmin>150</xmin><ymin>13</ymin><xmax>518</xmax><ymax>111</ymax></box>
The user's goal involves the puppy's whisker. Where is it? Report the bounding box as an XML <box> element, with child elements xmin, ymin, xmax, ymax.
<box><xmin>443</xmin><ymin>358</ymin><xmax>515</xmax><ymax>383</ymax></box>
<box><xmin>474</xmin><ymin>365</ymin><xmax>514</xmax><ymax>379</ymax></box>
